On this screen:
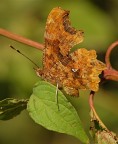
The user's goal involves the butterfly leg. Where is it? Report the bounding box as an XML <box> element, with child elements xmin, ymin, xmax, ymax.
<box><xmin>55</xmin><ymin>83</ymin><xmax>60</xmax><ymax>111</ymax></box>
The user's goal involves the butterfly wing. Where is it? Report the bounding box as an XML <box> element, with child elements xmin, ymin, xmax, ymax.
<box><xmin>43</xmin><ymin>7</ymin><xmax>84</xmax><ymax>69</ymax></box>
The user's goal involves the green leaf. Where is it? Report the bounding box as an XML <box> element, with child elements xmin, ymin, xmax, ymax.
<box><xmin>27</xmin><ymin>81</ymin><xmax>89</xmax><ymax>144</ymax></box>
<box><xmin>0</xmin><ymin>98</ymin><xmax>28</xmax><ymax>120</ymax></box>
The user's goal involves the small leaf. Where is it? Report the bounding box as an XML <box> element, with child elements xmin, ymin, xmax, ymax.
<box><xmin>27</xmin><ymin>81</ymin><xmax>89</xmax><ymax>144</ymax></box>
<box><xmin>0</xmin><ymin>98</ymin><xmax>28</xmax><ymax>120</ymax></box>
<box><xmin>90</xmin><ymin>110</ymin><xmax>118</xmax><ymax>144</ymax></box>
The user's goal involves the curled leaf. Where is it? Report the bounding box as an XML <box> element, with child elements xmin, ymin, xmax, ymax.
<box><xmin>0</xmin><ymin>98</ymin><xmax>28</xmax><ymax>120</ymax></box>
<box><xmin>90</xmin><ymin>110</ymin><xmax>118</xmax><ymax>144</ymax></box>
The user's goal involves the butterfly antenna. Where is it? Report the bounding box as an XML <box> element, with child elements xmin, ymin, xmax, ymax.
<box><xmin>10</xmin><ymin>45</ymin><xmax>39</xmax><ymax>68</ymax></box>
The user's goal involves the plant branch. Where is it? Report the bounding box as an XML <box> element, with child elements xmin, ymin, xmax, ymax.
<box><xmin>1</xmin><ymin>28</ymin><xmax>118</xmax><ymax>81</ymax></box>
<box><xmin>0</xmin><ymin>28</ymin><xmax>44</xmax><ymax>50</ymax></box>
<box><xmin>103</xmin><ymin>69</ymin><xmax>118</xmax><ymax>81</ymax></box>
<box><xmin>89</xmin><ymin>91</ymin><xmax>108</xmax><ymax>130</ymax></box>
<box><xmin>103</xmin><ymin>41</ymin><xmax>118</xmax><ymax>81</ymax></box>
<box><xmin>105</xmin><ymin>41</ymin><xmax>118</xmax><ymax>68</ymax></box>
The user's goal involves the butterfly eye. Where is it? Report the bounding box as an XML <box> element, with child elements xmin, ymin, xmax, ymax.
<box><xmin>71</xmin><ymin>68</ymin><xmax>78</xmax><ymax>72</ymax></box>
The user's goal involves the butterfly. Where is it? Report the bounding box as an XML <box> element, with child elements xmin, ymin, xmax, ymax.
<box><xmin>36</xmin><ymin>7</ymin><xmax>106</xmax><ymax>96</ymax></box>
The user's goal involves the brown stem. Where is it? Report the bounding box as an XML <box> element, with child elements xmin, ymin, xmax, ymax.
<box><xmin>89</xmin><ymin>91</ymin><xmax>108</xmax><ymax>130</ymax></box>
<box><xmin>103</xmin><ymin>41</ymin><xmax>118</xmax><ymax>81</ymax></box>
<box><xmin>103</xmin><ymin>69</ymin><xmax>118</xmax><ymax>81</ymax></box>
<box><xmin>105</xmin><ymin>41</ymin><xmax>118</xmax><ymax>68</ymax></box>
<box><xmin>0</xmin><ymin>28</ymin><xmax>44</xmax><ymax>50</ymax></box>
<box><xmin>1</xmin><ymin>28</ymin><xmax>118</xmax><ymax>81</ymax></box>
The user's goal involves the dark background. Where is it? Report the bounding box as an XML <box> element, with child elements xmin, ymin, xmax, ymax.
<box><xmin>0</xmin><ymin>0</ymin><xmax>118</xmax><ymax>144</ymax></box>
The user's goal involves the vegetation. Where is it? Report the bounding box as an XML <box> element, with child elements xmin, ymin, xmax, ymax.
<box><xmin>0</xmin><ymin>1</ymin><xmax>118</xmax><ymax>144</ymax></box>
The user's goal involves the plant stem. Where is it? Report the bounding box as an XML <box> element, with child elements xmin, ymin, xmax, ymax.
<box><xmin>89</xmin><ymin>91</ymin><xmax>108</xmax><ymax>130</ymax></box>
<box><xmin>1</xmin><ymin>28</ymin><xmax>118</xmax><ymax>81</ymax></box>
<box><xmin>105</xmin><ymin>41</ymin><xmax>118</xmax><ymax>68</ymax></box>
<box><xmin>103</xmin><ymin>41</ymin><xmax>118</xmax><ymax>81</ymax></box>
<box><xmin>0</xmin><ymin>28</ymin><xmax>44</xmax><ymax>50</ymax></box>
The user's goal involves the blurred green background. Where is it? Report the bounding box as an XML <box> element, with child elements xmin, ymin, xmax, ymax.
<box><xmin>0</xmin><ymin>0</ymin><xmax>118</xmax><ymax>144</ymax></box>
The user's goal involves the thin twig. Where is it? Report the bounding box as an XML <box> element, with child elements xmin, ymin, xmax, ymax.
<box><xmin>104</xmin><ymin>69</ymin><xmax>118</xmax><ymax>81</ymax></box>
<box><xmin>0</xmin><ymin>28</ymin><xmax>44</xmax><ymax>50</ymax></box>
<box><xmin>89</xmin><ymin>91</ymin><xmax>108</xmax><ymax>130</ymax></box>
<box><xmin>1</xmin><ymin>28</ymin><xmax>118</xmax><ymax>81</ymax></box>
<box><xmin>103</xmin><ymin>41</ymin><xmax>118</xmax><ymax>81</ymax></box>
<box><xmin>105</xmin><ymin>41</ymin><xmax>118</xmax><ymax>68</ymax></box>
